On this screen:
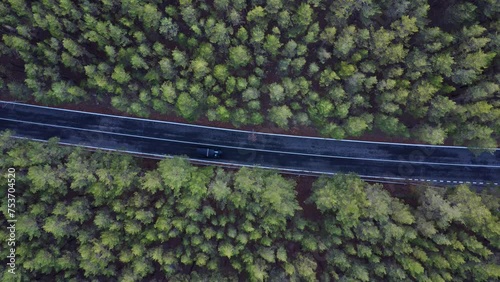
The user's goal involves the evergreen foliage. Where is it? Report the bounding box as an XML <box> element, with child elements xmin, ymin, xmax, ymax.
<box><xmin>0</xmin><ymin>134</ymin><xmax>498</xmax><ymax>281</ymax></box>
<box><xmin>0</xmin><ymin>0</ymin><xmax>498</xmax><ymax>147</ymax></box>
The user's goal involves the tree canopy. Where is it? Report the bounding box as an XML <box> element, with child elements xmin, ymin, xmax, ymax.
<box><xmin>0</xmin><ymin>133</ymin><xmax>499</xmax><ymax>281</ymax></box>
<box><xmin>0</xmin><ymin>0</ymin><xmax>498</xmax><ymax>148</ymax></box>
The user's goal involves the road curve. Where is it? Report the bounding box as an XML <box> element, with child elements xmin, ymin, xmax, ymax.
<box><xmin>1</xmin><ymin>101</ymin><xmax>499</xmax><ymax>186</ymax></box>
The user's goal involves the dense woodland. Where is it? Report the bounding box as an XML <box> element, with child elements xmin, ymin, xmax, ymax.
<box><xmin>0</xmin><ymin>0</ymin><xmax>499</xmax><ymax>147</ymax></box>
<box><xmin>1</xmin><ymin>133</ymin><xmax>499</xmax><ymax>281</ymax></box>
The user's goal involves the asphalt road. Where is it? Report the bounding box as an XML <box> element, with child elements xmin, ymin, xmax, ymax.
<box><xmin>1</xmin><ymin>101</ymin><xmax>499</xmax><ymax>186</ymax></box>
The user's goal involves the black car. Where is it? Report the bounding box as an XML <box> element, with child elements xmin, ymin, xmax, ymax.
<box><xmin>196</xmin><ymin>148</ymin><xmax>222</xmax><ymax>158</ymax></box>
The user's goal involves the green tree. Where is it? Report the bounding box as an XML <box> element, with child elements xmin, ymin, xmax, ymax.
<box><xmin>17</xmin><ymin>214</ymin><xmax>41</xmax><ymax>240</ymax></box>
<box><xmin>216</xmin><ymin>105</ymin><xmax>230</xmax><ymax>121</ymax></box>
<box><xmin>375</xmin><ymin>114</ymin><xmax>409</xmax><ymax>137</ymax></box>
<box><xmin>266</xmin><ymin>0</ymin><xmax>283</xmax><ymax>14</ymax></box>
<box><xmin>161</xmin><ymin>82</ymin><xmax>177</xmax><ymax>104</ymax></box>
<box><xmin>293</xmin><ymin>254</ymin><xmax>317</xmax><ymax>282</ymax></box>
<box><xmin>263</xmin><ymin>34</ymin><xmax>282</xmax><ymax>57</ymax></box>
<box><xmin>247</xmin><ymin>6</ymin><xmax>266</xmax><ymax>23</ymax></box>
<box><xmin>111</xmin><ymin>65</ymin><xmax>131</xmax><ymax>84</ymax></box>
<box><xmin>242</xmin><ymin>87</ymin><xmax>260</xmax><ymax>102</ymax></box>
<box><xmin>308</xmin><ymin>174</ymin><xmax>369</xmax><ymax>228</ymax></box>
<box><xmin>268</xmin><ymin>83</ymin><xmax>285</xmax><ymax>103</ymax></box>
<box><xmin>172</xmin><ymin>49</ymin><xmax>188</xmax><ymax>68</ymax></box>
<box><xmin>214</xmin><ymin>0</ymin><xmax>229</xmax><ymax>11</ymax></box>
<box><xmin>191</xmin><ymin>58</ymin><xmax>210</xmax><ymax>80</ymax></box>
<box><xmin>43</xmin><ymin>216</ymin><xmax>73</xmax><ymax>239</ymax></box>
<box><xmin>66</xmin><ymin>199</ymin><xmax>91</xmax><ymax>223</ymax></box>
<box><xmin>141</xmin><ymin>4</ymin><xmax>161</xmax><ymax>30</ymax></box>
<box><xmin>334</xmin><ymin>25</ymin><xmax>356</xmax><ymax>57</ymax></box>
<box><xmin>268</xmin><ymin>105</ymin><xmax>292</xmax><ymax>128</ymax></box>
<box><xmin>213</xmin><ymin>64</ymin><xmax>228</xmax><ymax>82</ymax></box>
<box><xmin>159</xmin><ymin>17</ymin><xmax>179</xmax><ymax>39</ymax></box>
<box><xmin>293</xmin><ymin>3</ymin><xmax>313</xmax><ymax>27</ymax></box>
<box><xmin>412</xmin><ymin>124</ymin><xmax>447</xmax><ymax>145</ymax></box>
<box><xmin>344</xmin><ymin>116</ymin><xmax>371</xmax><ymax>137</ymax></box>
<box><xmin>176</xmin><ymin>92</ymin><xmax>199</xmax><ymax>120</ymax></box>
<box><xmin>320</xmin><ymin>26</ymin><xmax>337</xmax><ymax>44</ymax></box>
<box><xmin>180</xmin><ymin>5</ymin><xmax>198</xmax><ymax>27</ymax></box>
<box><xmin>229</xmin><ymin>45</ymin><xmax>251</xmax><ymax>68</ymax></box>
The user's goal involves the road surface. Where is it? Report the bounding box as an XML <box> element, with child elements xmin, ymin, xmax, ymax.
<box><xmin>1</xmin><ymin>101</ymin><xmax>499</xmax><ymax>186</ymax></box>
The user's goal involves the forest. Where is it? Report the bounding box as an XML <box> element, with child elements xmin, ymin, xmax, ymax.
<box><xmin>0</xmin><ymin>0</ymin><xmax>499</xmax><ymax>148</ymax></box>
<box><xmin>1</xmin><ymin>132</ymin><xmax>499</xmax><ymax>281</ymax></box>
